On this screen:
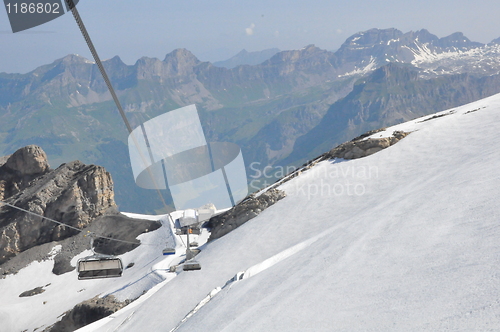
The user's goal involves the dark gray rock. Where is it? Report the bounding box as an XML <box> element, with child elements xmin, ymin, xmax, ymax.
<box><xmin>207</xmin><ymin>189</ymin><xmax>286</xmax><ymax>241</ymax></box>
<box><xmin>0</xmin><ymin>145</ymin><xmax>160</xmax><ymax>271</ymax></box>
<box><xmin>328</xmin><ymin>130</ymin><xmax>409</xmax><ymax>160</ymax></box>
<box><xmin>0</xmin><ymin>151</ymin><xmax>117</xmax><ymax>265</ymax></box>
<box><xmin>0</xmin><ymin>210</ymin><xmax>160</xmax><ymax>277</ymax></box>
<box><xmin>19</xmin><ymin>286</ymin><xmax>46</xmax><ymax>297</ymax></box>
<box><xmin>48</xmin><ymin>295</ymin><xmax>131</xmax><ymax>332</ymax></box>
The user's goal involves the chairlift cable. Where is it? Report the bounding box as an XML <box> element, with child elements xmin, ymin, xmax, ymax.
<box><xmin>0</xmin><ymin>200</ymin><xmax>157</xmax><ymax>246</ymax></box>
<box><xmin>168</xmin><ymin>213</ymin><xmax>187</xmax><ymax>247</ymax></box>
<box><xmin>64</xmin><ymin>0</ymin><xmax>171</xmax><ymax>211</ymax></box>
<box><xmin>0</xmin><ymin>2</ymin><xmax>192</xmax><ymax>258</ymax></box>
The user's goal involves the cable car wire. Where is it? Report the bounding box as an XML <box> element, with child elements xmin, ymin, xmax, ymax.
<box><xmin>64</xmin><ymin>0</ymin><xmax>171</xmax><ymax>211</ymax></box>
<box><xmin>0</xmin><ymin>2</ymin><xmax>196</xmax><ymax>253</ymax></box>
<box><xmin>0</xmin><ymin>199</ymin><xmax>158</xmax><ymax>246</ymax></box>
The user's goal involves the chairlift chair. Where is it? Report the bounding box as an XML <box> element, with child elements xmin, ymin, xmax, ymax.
<box><xmin>189</xmin><ymin>227</ymin><xmax>201</xmax><ymax>235</ymax></box>
<box><xmin>175</xmin><ymin>226</ymin><xmax>201</xmax><ymax>235</ymax></box>
<box><xmin>162</xmin><ymin>247</ymin><xmax>176</xmax><ymax>255</ymax></box>
<box><xmin>77</xmin><ymin>256</ymin><xmax>123</xmax><ymax>280</ymax></box>
<box><xmin>183</xmin><ymin>246</ymin><xmax>201</xmax><ymax>271</ymax></box>
<box><xmin>183</xmin><ymin>259</ymin><xmax>201</xmax><ymax>271</ymax></box>
<box><xmin>77</xmin><ymin>236</ymin><xmax>123</xmax><ymax>280</ymax></box>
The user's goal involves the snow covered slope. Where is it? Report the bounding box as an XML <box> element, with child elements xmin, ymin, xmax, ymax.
<box><xmin>410</xmin><ymin>42</ymin><xmax>500</xmax><ymax>78</ymax></box>
<box><xmin>0</xmin><ymin>210</ymin><xmax>211</xmax><ymax>332</ymax></box>
<box><xmin>77</xmin><ymin>93</ymin><xmax>500</xmax><ymax>331</ymax></box>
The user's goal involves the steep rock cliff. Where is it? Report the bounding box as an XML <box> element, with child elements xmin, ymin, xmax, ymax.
<box><xmin>0</xmin><ymin>145</ymin><xmax>116</xmax><ymax>265</ymax></box>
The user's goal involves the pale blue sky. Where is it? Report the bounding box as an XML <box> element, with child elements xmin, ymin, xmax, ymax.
<box><xmin>1</xmin><ymin>0</ymin><xmax>499</xmax><ymax>73</ymax></box>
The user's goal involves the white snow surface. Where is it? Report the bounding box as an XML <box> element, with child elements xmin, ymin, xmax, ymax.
<box><xmin>338</xmin><ymin>56</ymin><xmax>377</xmax><ymax>78</ymax></box>
<box><xmin>2</xmin><ymin>93</ymin><xmax>500</xmax><ymax>331</ymax></box>
<box><xmin>0</xmin><ymin>210</ymin><xmax>207</xmax><ymax>332</ymax></box>
<box><xmin>78</xmin><ymin>93</ymin><xmax>500</xmax><ymax>331</ymax></box>
<box><xmin>407</xmin><ymin>42</ymin><xmax>500</xmax><ymax>77</ymax></box>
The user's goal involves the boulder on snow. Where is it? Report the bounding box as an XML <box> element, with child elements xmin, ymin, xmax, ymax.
<box><xmin>48</xmin><ymin>295</ymin><xmax>131</xmax><ymax>332</ymax></box>
<box><xmin>19</xmin><ymin>285</ymin><xmax>47</xmax><ymax>297</ymax></box>
<box><xmin>207</xmin><ymin>188</ymin><xmax>286</xmax><ymax>241</ymax></box>
<box><xmin>327</xmin><ymin>130</ymin><xmax>409</xmax><ymax>160</ymax></box>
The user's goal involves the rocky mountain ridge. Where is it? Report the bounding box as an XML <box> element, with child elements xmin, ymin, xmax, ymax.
<box><xmin>2</xmin><ymin>28</ymin><xmax>500</xmax><ymax>213</ymax></box>
<box><xmin>0</xmin><ymin>145</ymin><xmax>159</xmax><ymax>273</ymax></box>
<box><xmin>335</xmin><ymin>28</ymin><xmax>500</xmax><ymax>77</ymax></box>
<box><xmin>3</xmin><ymin>28</ymin><xmax>498</xmax><ymax>111</ymax></box>
<box><xmin>283</xmin><ymin>62</ymin><xmax>500</xmax><ymax>166</ymax></box>
<box><xmin>213</xmin><ymin>48</ymin><xmax>281</xmax><ymax>69</ymax></box>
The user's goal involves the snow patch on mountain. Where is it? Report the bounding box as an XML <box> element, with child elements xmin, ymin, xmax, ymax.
<box><xmin>338</xmin><ymin>56</ymin><xmax>377</xmax><ymax>78</ymax></box>
<box><xmin>409</xmin><ymin>42</ymin><xmax>500</xmax><ymax>77</ymax></box>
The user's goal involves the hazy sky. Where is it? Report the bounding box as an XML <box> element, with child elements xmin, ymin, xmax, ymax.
<box><xmin>1</xmin><ymin>0</ymin><xmax>500</xmax><ymax>73</ymax></box>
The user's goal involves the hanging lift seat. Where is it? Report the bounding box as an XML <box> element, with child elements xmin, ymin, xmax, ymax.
<box><xmin>163</xmin><ymin>247</ymin><xmax>176</xmax><ymax>255</ymax></box>
<box><xmin>77</xmin><ymin>257</ymin><xmax>123</xmax><ymax>280</ymax></box>
<box><xmin>183</xmin><ymin>260</ymin><xmax>201</xmax><ymax>271</ymax></box>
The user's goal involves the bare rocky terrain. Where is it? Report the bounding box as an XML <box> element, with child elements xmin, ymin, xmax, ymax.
<box><xmin>0</xmin><ymin>145</ymin><xmax>160</xmax><ymax>276</ymax></box>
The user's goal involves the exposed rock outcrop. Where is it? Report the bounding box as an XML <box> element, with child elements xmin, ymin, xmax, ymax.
<box><xmin>207</xmin><ymin>189</ymin><xmax>286</xmax><ymax>241</ymax></box>
<box><xmin>4</xmin><ymin>145</ymin><xmax>50</xmax><ymax>175</ymax></box>
<box><xmin>19</xmin><ymin>285</ymin><xmax>47</xmax><ymax>297</ymax></box>
<box><xmin>0</xmin><ymin>146</ymin><xmax>161</xmax><ymax>275</ymax></box>
<box><xmin>47</xmin><ymin>295</ymin><xmax>131</xmax><ymax>332</ymax></box>
<box><xmin>207</xmin><ymin>128</ymin><xmax>408</xmax><ymax>242</ymax></box>
<box><xmin>0</xmin><ymin>145</ymin><xmax>50</xmax><ymax>201</ymax></box>
<box><xmin>0</xmin><ymin>145</ymin><xmax>116</xmax><ymax>265</ymax></box>
<box><xmin>327</xmin><ymin>130</ymin><xmax>409</xmax><ymax>159</ymax></box>
<box><xmin>206</xmin><ymin>128</ymin><xmax>408</xmax><ymax>242</ymax></box>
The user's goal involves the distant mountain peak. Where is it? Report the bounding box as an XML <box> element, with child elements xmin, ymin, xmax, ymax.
<box><xmin>163</xmin><ymin>48</ymin><xmax>200</xmax><ymax>64</ymax></box>
<box><xmin>437</xmin><ymin>31</ymin><xmax>482</xmax><ymax>49</ymax></box>
<box><xmin>60</xmin><ymin>54</ymin><xmax>94</xmax><ymax>65</ymax></box>
<box><xmin>236</xmin><ymin>49</ymin><xmax>249</xmax><ymax>55</ymax></box>
<box><xmin>342</xmin><ymin>28</ymin><xmax>403</xmax><ymax>47</ymax></box>
<box><xmin>489</xmin><ymin>36</ymin><xmax>500</xmax><ymax>45</ymax></box>
<box><xmin>213</xmin><ymin>48</ymin><xmax>280</xmax><ymax>68</ymax></box>
<box><xmin>409</xmin><ymin>29</ymin><xmax>439</xmax><ymax>43</ymax></box>
<box><xmin>301</xmin><ymin>44</ymin><xmax>319</xmax><ymax>51</ymax></box>
<box><xmin>62</xmin><ymin>54</ymin><xmax>86</xmax><ymax>60</ymax></box>
<box><xmin>268</xmin><ymin>44</ymin><xmax>327</xmax><ymax>64</ymax></box>
<box><xmin>103</xmin><ymin>55</ymin><xmax>125</xmax><ymax>65</ymax></box>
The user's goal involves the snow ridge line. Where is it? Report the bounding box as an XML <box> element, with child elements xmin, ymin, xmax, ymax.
<box><xmin>170</xmin><ymin>224</ymin><xmax>341</xmax><ymax>332</ymax></box>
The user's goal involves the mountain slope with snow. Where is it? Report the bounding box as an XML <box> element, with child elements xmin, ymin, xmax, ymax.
<box><xmin>75</xmin><ymin>93</ymin><xmax>500</xmax><ymax>331</ymax></box>
<box><xmin>337</xmin><ymin>28</ymin><xmax>500</xmax><ymax>78</ymax></box>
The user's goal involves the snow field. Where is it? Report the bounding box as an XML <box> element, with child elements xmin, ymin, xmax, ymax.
<box><xmin>91</xmin><ymin>93</ymin><xmax>500</xmax><ymax>331</ymax></box>
<box><xmin>2</xmin><ymin>92</ymin><xmax>500</xmax><ymax>331</ymax></box>
<box><xmin>0</xmin><ymin>210</ymin><xmax>196</xmax><ymax>332</ymax></box>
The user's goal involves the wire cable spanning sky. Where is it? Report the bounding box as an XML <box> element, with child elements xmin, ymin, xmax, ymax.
<box><xmin>1</xmin><ymin>0</ymin><xmax>500</xmax><ymax>73</ymax></box>
<box><xmin>0</xmin><ymin>200</ymin><xmax>158</xmax><ymax>246</ymax></box>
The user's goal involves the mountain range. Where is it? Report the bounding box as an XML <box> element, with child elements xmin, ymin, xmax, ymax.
<box><xmin>1</xmin><ymin>28</ymin><xmax>500</xmax><ymax>213</ymax></box>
